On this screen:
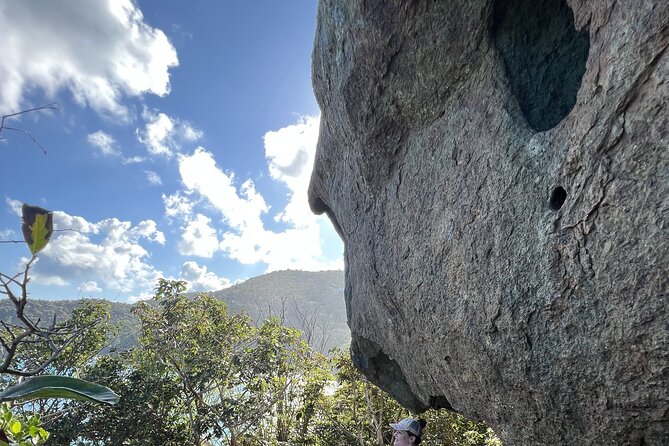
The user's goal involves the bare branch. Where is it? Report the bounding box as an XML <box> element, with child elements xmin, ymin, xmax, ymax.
<box><xmin>0</xmin><ymin>103</ymin><xmax>57</xmax><ymax>123</ymax></box>
<box><xmin>2</xmin><ymin>126</ymin><xmax>48</xmax><ymax>155</ymax></box>
<box><xmin>0</xmin><ymin>103</ymin><xmax>57</xmax><ymax>155</ymax></box>
<box><xmin>0</xmin><ymin>254</ymin><xmax>104</xmax><ymax>376</ymax></box>
<box><xmin>0</xmin><ymin>229</ymin><xmax>81</xmax><ymax>247</ymax></box>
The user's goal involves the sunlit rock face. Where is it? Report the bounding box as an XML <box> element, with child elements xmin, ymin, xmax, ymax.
<box><xmin>308</xmin><ymin>0</ymin><xmax>669</xmax><ymax>444</ymax></box>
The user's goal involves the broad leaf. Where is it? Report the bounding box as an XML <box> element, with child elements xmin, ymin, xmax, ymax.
<box><xmin>20</xmin><ymin>204</ymin><xmax>53</xmax><ymax>255</ymax></box>
<box><xmin>0</xmin><ymin>376</ymin><xmax>119</xmax><ymax>405</ymax></box>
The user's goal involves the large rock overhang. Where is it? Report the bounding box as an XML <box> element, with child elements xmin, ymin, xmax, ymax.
<box><xmin>308</xmin><ymin>0</ymin><xmax>669</xmax><ymax>445</ymax></box>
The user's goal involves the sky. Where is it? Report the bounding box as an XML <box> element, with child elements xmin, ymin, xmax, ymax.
<box><xmin>0</xmin><ymin>0</ymin><xmax>344</xmax><ymax>303</ymax></box>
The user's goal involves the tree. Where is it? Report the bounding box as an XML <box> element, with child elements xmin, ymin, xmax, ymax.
<box><xmin>48</xmin><ymin>280</ymin><xmax>317</xmax><ymax>446</ymax></box>
<box><xmin>311</xmin><ymin>349</ymin><xmax>502</xmax><ymax>446</ymax></box>
<box><xmin>41</xmin><ymin>280</ymin><xmax>502</xmax><ymax>445</ymax></box>
<box><xmin>309</xmin><ymin>349</ymin><xmax>404</xmax><ymax>446</ymax></box>
<box><xmin>0</xmin><ymin>204</ymin><xmax>119</xmax><ymax>443</ymax></box>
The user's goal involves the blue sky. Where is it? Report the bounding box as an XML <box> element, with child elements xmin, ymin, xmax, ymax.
<box><xmin>0</xmin><ymin>0</ymin><xmax>343</xmax><ymax>302</ymax></box>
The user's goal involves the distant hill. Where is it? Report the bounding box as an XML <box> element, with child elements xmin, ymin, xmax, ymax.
<box><xmin>210</xmin><ymin>270</ymin><xmax>348</xmax><ymax>352</ymax></box>
<box><xmin>0</xmin><ymin>270</ymin><xmax>349</xmax><ymax>353</ymax></box>
<box><xmin>0</xmin><ymin>298</ymin><xmax>140</xmax><ymax>352</ymax></box>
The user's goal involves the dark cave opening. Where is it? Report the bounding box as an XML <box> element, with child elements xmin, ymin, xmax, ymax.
<box><xmin>492</xmin><ymin>0</ymin><xmax>590</xmax><ymax>132</ymax></box>
<box><xmin>549</xmin><ymin>186</ymin><xmax>567</xmax><ymax>210</ymax></box>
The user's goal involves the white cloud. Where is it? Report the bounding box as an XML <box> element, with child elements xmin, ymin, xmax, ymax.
<box><xmin>179</xmin><ymin>148</ymin><xmax>268</xmax><ymax>231</ymax></box>
<box><xmin>177</xmin><ymin>213</ymin><xmax>218</xmax><ymax>258</ymax></box>
<box><xmin>5</xmin><ymin>198</ymin><xmax>22</xmax><ymax>216</ymax></box>
<box><xmin>36</xmin><ymin>274</ymin><xmax>69</xmax><ymax>287</ymax></box>
<box><xmin>0</xmin><ymin>229</ymin><xmax>15</xmax><ymax>240</ymax></box>
<box><xmin>127</xmin><ymin>290</ymin><xmax>155</xmax><ymax>304</ymax></box>
<box><xmin>122</xmin><ymin>156</ymin><xmax>145</xmax><ymax>165</ymax></box>
<box><xmin>87</xmin><ymin>130</ymin><xmax>148</xmax><ymax>164</ymax></box>
<box><xmin>0</xmin><ymin>0</ymin><xmax>178</xmax><ymax>119</ymax></box>
<box><xmin>163</xmin><ymin>192</ymin><xmax>194</xmax><ymax>221</ymax></box>
<box><xmin>27</xmin><ymin>210</ymin><xmax>166</xmax><ymax>297</ymax></box>
<box><xmin>179</xmin><ymin>261</ymin><xmax>231</xmax><ymax>292</ymax></box>
<box><xmin>130</xmin><ymin>219</ymin><xmax>166</xmax><ymax>245</ymax></box>
<box><xmin>80</xmin><ymin>280</ymin><xmax>102</xmax><ymax>293</ymax></box>
<box><xmin>87</xmin><ymin>130</ymin><xmax>119</xmax><ymax>156</ymax></box>
<box><xmin>168</xmin><ymin>115</ymin><xmax>343</xmax><ymax>272</ymax></box>
<box><xmin>181</xmin><ymin>123</ymin><xmax>203</xmax><ymax>142</ymax></box>
<box><xmin>138</xmin><ymin>110</ymin><xmax>173</xmax><ymax>156</ymax></box>
<box><xmin>145</xmin><ymin>170</ymin><xmax>162</xmax><ymax>186</ymax></box>
<box><xmin>137</xmin><ymin>108</ymin><xmax>202</xmax><ymax>157</ymax></box>
<box><xmin>264</xmin><ymin>115</ymin><xmax>320</xmax><ymax>228</ymax></box>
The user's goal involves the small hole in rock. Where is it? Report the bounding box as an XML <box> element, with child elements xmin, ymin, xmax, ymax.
<box><xmin>550</xmin><ymin>187</ymin><xmax>567</xmax><ymax>210</ymax></box>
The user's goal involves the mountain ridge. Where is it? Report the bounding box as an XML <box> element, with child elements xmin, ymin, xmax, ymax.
<box><xmin>0</xmin><ymin>269</ymin><xmax>348</xmax><ymax>353</ymax></box>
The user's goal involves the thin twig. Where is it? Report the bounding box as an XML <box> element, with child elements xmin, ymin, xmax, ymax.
<box><xmin>0</xmin><ymin>103</ymin><xmax>57</xmax><ymax>124</ymax></box>
<box><xmin>2</xmin><ymin>127</ymin><xmax>48</xmax><ymax>155</ymax></box>
<box><xmin>0</xmin><ymin>229</ymin><xmax>81</xmax><ymax>246</ymax></box>
<box><xmin>0</xmin><ymin>103</ymin><xmax>57</xmax><ymax>155</ymax></box>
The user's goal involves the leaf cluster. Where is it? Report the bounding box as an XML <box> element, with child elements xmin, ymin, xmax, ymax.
<box><xmin>0</xmin><ymin>403</ymin><xmax>48</xmax><ymax>446</ymax></box>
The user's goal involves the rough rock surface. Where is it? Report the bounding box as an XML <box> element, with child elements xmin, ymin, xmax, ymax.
<box><xmin>308</xmin><ymin>0</ymin><xmax>668</xmax><ymax>444</ymax></box>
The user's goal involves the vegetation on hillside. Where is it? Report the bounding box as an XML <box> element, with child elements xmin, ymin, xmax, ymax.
<box><xmin>0</xmin><ymin>269</ymin><xmax>349</xmax><ymax>355</ymax></box>
<box><xmin>37</xmin><ymin>279</ymin><xmax>501</xmax><ymax>446</ymax></box>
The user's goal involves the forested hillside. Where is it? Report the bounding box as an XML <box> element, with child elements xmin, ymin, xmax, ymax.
<box><xmin>0</xmin><ymin>270</ymin><xmax>348</xmax><ymax>353</ymax></box>
<box><xmin>210</xmin><ymin>269</ymin><xmax>347</xmax><ymax>351</ymax></box>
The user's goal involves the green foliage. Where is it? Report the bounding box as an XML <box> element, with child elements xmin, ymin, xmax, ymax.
<box><xmin>0</xmin><ymin>404</ymin><xmax>49</xmax><ymax>446</ymax></box>
<box><xmin>1</xmin><ymin>205</ymin><xmax>119</xmax><ymax>442</ymax></box>
<box><xmin>0</xmin><ymin>376</ymin><xmax>118</xmax><ymax>405</ymax></box>
<box><xmin>54</xmin><ymin>300</ymin><xmax>117</xmax><ymax>370</ymax></box>
<box><xmin>47</xmin><ymin>280</ymin><xmax>317</xmax><ymax>445</ymax></box>
<box><xmin>421</xmin><ymin>408</ymin><xmax>501</xmax><ymax>446</ymax></box>
<box><xmin>0</xmin><ymin>299</ymin><xmax>136</xmax><ymax>353</ymax></box>
<box><xmin>4</xmin><ymin>300</ymin><xmax>117</xmax><ymax>377</ymax></box>
<box><xmin>42</xmin><ymin>279</ymin><xmax>502</xmax><ymax>445</ymax></box>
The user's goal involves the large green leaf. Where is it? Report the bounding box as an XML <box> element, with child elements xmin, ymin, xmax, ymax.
<box><xmin>0</xmin><ymin>376</ymin><xmax>119</xmax><ymax>405</ymax></box>
<box><xmin>20</xmin><ymin>204</ymin><xmax>53</xmax><ymax>255</ymax></box>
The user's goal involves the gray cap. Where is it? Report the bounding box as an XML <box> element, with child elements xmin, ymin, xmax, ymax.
<box><xmin>389</xmin><ymin>417</ymin><xmax>422</xmax><ymax>436</ymax></box>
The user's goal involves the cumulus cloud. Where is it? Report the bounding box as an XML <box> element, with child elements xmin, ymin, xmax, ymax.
<box><xmin>177</xmin><ymin>213</ymin><xmax>218</xmax><ymax>258</ymax></box>
<box><xmin>179</xmin><ymin>261</ymin><xmax>231</xmax><ymax>292</ymax></box>
<box><xmin>138</xmin><ymin>110</ymin><xmax>173</xmax><ymax>156</ymax></box>
<box><xmin>145</xmin><ymin>170</ymin><xmax>162</xmax><ymax>186</ymax></box>
<box><xmin>0</xmin><ymin>0</ymin><xmax>178</xmax><ymax>119</ymax></box>
<box><xmin>127</xmin><ymin>290</ymin><xmax>155</xmax><ymax>304</ymax></box>
<box><xmin>137</xmin><ymin>108</ymin><xmax>202</xmax><ymax>157</ymax></box>
<box><xmin>163</xmin><ymin>192</ymin><xmax>194</xmax><ymax>221</ymax></box>
<box><xmin>130</xmin><ymin>219</ymin><xmax>166</xmax><ymax>245</ymax></box>
<box><xmin>88</xmin><ymin>130</ymin><xmax>146</xmax><ymax>165</ymax></box>
<box><xmin>264</xmin><ymin>115</ymin><xmax>321</xmax><ymax>228</ymax></box>
<box><xmin>80</xmin><ymin>280</ymin><xmax>102</xmax><ymax>293</ymax></box>
<box><xmin>27</xmin><ymin>210</ymin><xmax>166</xmax><ymax>298</ymax></box>
<box><xmin>179</xmin><ymin>148</ymin><xmax>268</xmax><ymax>231</ymax></box>
<box><xmin>167</xmin><ymin>115</ymin><xmax>343</xmax><ymax>272</ymax></box>
<box><xmin>87</xmin><ymin>130</ymin><xmax>119</xmax><ymax>156</ymax></box>
<box><xmin>6</xmin><ymin>198</ymin><xmax>22</xmax><ymax>216</ymax></box>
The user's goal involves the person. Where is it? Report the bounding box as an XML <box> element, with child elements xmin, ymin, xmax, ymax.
<box><xmin>389</xmin><ymin>417</ymin><xmax>427</xmax><ymax>445</ymax></box>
